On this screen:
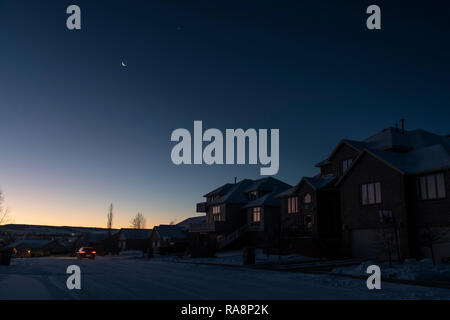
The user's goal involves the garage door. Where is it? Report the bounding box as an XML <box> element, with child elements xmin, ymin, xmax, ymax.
<box><xmin>351</xmin><ymin>229</ymin><xmax>380</xmax><ymax>259</ymax></box>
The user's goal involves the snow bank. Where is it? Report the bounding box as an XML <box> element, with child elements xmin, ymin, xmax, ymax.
<box><xmin>332</xmin><ymin>259</ymin><xmax>450</xmax><ymax>281</ymax></box>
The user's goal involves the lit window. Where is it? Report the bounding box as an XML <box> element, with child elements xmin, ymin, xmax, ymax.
<box><xmin>212</xmin><ymin>206</ymin><xmax>220</xmax><ymax>214</ymax></box>
<box><xmin>288</xmin><ymin>196</ymin><xmax>298</xmax><ymax>213</ymax></box>
<box><xmin>303</xmin><ymin>193</ymin><xmax>312</xmax><ymax>204</ymax></box>
<box><xmin>252</xmin><ymin>207</ymin><xmax>261</xmax><ymax>222</ymax></box>
<box><xmin>361</xmin><ymin>182</ymin><xmax>382</xmax><ymax>205</ymax></box>
<box><xmin>417</xmin><ymin>173</ymin><xmax>446</xmax><ymax>200</ymax></box>
<box><xmin>342</xmin><ymin>159</ymin><xmax>353</xmax><ymax>173</ymax></box>
<box><xmin>212</xmin><ymin>205</ymin><xmax>221</xmax><ymax>221</ymax></box>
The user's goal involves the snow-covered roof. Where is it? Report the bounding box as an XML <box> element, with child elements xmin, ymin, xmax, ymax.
<box><xmin>243</xmin><ymin>188</ymin><xmax>283</xmax><ymax>208</ymax></box>
<box><xmin>203</xmin><ymin>183</ymin><xmax>234</xmax><ymax>197</ymax></box>
<box><xmin>7</xmin><ymin>240</ymin><xmax>54</xmax><ymax>249</ymax></box>
<box><xmin>366</xmin><ymin>144</ymin><xmax>450</xmax><ymax>174</ymax></box>
<box><xmin>119</xmin><ymin>228</ymin><xmax>152</xmax><ymax>239</ymax></box>
<box><xmin>207</xmin><ymin>178</ymin><xmax>292</xmax><ymax>205</ymax></box>
<box><xmin>153</xmin><ymin>225</ymin><xmax>187</xmax><ymax>239</ymax></box>
<box><xmin>276</xmin><ymin>187</ymin><xmax>296</xmax><ymax>198</ymax></box>
<box><xmin>176</xmin><ymin>216</ymin><xmax>206</xmax><ymax>230</ymax></box>
<box><xmin>315</xmin><ymin>127</ymin><xmax>450</xmax><ymax>167</ymax></box>
<box><xmin>303</xmin><ymin>175</ymin><xmax>336</xmax><ymax>189</ymax></box>
<box><xmin>243</xmin><ymin>177</ymin><xmax>292</xmax><ymax>193</ymax></box>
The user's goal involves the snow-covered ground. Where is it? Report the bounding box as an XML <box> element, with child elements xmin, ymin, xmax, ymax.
<box><xmin>333</xmin><ymin>259</ymin><xmax>450</xmax><ymax>281</ymax></box>
<box><xmin>152</xmin><ymin>249</ymin><xmax>319</xmax><ymax>265</ymax></box>
<box><xmin>0</xmin><ymin>256</ymin><xmax>449</xmax><ymax>299</ymax></box>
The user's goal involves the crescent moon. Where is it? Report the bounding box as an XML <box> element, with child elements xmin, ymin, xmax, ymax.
<box><xmin>121</xmin><ymin>61</ymin><xmax>126</xmax><ymax>67</ymax></box>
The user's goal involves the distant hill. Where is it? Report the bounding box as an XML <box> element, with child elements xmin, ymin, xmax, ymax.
<box><xmin>0</xmin><ymin>224</ymin><xmax>118</xmax><ymax>236</ymax></box>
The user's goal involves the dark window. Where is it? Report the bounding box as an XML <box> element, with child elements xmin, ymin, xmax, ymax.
<box><xmin>417</xmin><ymin>173</ymin><xmax>446</xmax><ymax>200</ymax></box>
<box><xmin>248</xmin><ymin>191</ymin><xmax>258</xmax><ymax>200</ymax></box>
<box><xmin>361</xmin><ymin>182</ymin><xmax>382</xmax><ymax>205</ymax></box>
<box><xmin>342</xmin><ymin>159</ymin><xmax>353</xmax><ymax>173</ymax></box>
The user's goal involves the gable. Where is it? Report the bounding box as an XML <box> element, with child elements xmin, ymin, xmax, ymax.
<box><xmin>336</xmin><ymin>150</ymin><xmax>403</xmax><ymax>187</ymax></box>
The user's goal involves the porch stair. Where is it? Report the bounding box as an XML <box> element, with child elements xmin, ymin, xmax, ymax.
<box><xmin>216</xmin><ymin>225</ymin><xmax>249</xmax><ymax>250</ymax></box>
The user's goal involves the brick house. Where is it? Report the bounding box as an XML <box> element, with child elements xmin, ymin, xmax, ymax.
<box><xmin>278</xmin><ymin>125</ymin><xmax>450</xmax><ymax>262</ymax></box>
<box><xmin>189</xmin><ymin>177</ymin><xmax>292</xmax><ymax>256</ymax></box>
<box><xmin>336</xmin><ymin>127</ymin><xmax>450</xmax><ymax>261</ymax></box>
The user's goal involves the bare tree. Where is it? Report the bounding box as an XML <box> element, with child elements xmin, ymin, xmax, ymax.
<box><xmin>421</xmin><ymin>227</ymin><xmax>449</xmax><ymax>265</ymax></box>
<box><xmin>130</xmin><ymin>212</ymin><xmax>146</xmax><ymax>229</ymax></box>
<box><xmin>107</xmin><ymin>203</ymin><xmax>114</xmax><ymax>236</ymax></box>
<box><xmin>0</xmin><ymin>191</ymin><xmax>11</xmax><ymax>226</ymax></box>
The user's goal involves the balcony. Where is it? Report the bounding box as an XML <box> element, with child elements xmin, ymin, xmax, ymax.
<box><xmin>196</xmin><ymin>202</ymin><xmax>207</xmax><ymax>213</ymax></box>
<box><xmin>189</xmin><ymin>221</ymin><xmax>227</xmax><ymax>233</ymax></box>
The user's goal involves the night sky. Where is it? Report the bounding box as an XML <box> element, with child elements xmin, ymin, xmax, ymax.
<box><xmin>0</xmin><ymin>0</ymin><xmax>449</xmax><ymax>228</ymax></box>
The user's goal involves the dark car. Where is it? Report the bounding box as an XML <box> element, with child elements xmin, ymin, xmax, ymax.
<box><xmin>76</xmin><ymin>247</ymin><xmax>96</xmax><ymax>259</ymax></box>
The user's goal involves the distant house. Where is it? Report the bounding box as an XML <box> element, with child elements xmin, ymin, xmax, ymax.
<box><xmin>175</xmin><ymin>216</ymin><xmax>206</xmax><ymax>231</ymax></box>
<box><xmin>73</xmin><ymin>231</ymin><xmax>117</xmax><ymax>253</ymax></box>
<box><xmin>150</xmin><ymin>225</ymin><xmax>188</xmax><ymax>254</ymax></box>
<box><xmin>117</xmin><ymin>228</ymin><xmax>152</xmax><ymax>252</ymax></box>
<box><xmin>190</xmin><ymin>177</ymin><xmax>292</xmax><ymax>256</ymax></box>
<box><xmin>7</xmin><ymin>240</ymin><xmax>67</xmax><ymax>257</ymax></box>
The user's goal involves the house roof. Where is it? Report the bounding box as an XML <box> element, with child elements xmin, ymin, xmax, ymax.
<box><xmin>243</xmin><ymin>188</ymin><xmax>284</xmax><ymax>208</ymax></box>
<box><xmin>336</xmin><ymin>144</ymin><xmax>450</xmax><ymax>186</ymax></box>
<box><xmin>176</xmin><ymin>216</ymin><xmax>206</xmax><ymax>230</ymax></box>
<box><xmin>302</xmin><ymin>175</ymin><xmax>336</xmax><ymax>189</ymax></box>
<box><xmin>243</xmin><ymin>177</ymin><xmax>292</xmax><ymax>193</ymax></box>
<box><xmin>315</xmin><ymin>127</ymin><xmax>450</xmax><ymax>167</ymax></box>
<box><xmin>153</xmin><ymin>225</ymin><xmax>187</xmax><ymax>239</ymax></box>
<box><xmin>207</xmin><ymin>178</ymin><xmax>292</xmax><ymax>205</ymax></box>
<box><xmin>7</xmin><ymin>240</ymin><xmax>54</xmax><ymax>249</ymax></box>
<box><xmin>276</xmin><ymin>186</ymin><xmax>296</xmax><ymax>198</ymax></box>
<box><xmin>119</xmin><ymin>228</ymin><xmax>152</xmax><ymax>239</ymax></box>
<box><xmin>82</xmin><ymin>232</ymin><xmax>112</xmax><ymax>243</ymax></box>
<box><xmin>203</xmin><ymin>183</ymin><xmax>234</xmax><ymax>197</ymax></box>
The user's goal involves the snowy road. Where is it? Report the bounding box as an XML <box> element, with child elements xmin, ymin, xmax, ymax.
<box><xmin>0</xmin><ymin>256</ymin><xmax>449</xmax><ymax>299</ymax></box>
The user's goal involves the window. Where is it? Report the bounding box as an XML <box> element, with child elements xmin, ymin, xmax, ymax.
<box><xmin>303</xmin><ymin>193</ymin><xmax>312</xmax><ymax>204</ymax></box>
<box><xmin>288</xmin><ymin>196</ymin><xmax>298</xmax><ymax>213</ymax></box>
<box><xmin>212</xmin><ymin>205</ymin><xmax>220</xmax><ymax>214</ymax></box>
<box><xmin>252</xmin><ymin>207</ymin><xmax>261</xmax><ymax>223</ymax></box>
<box><xmin>417</xmin><ymin>173</ymin><xmax>446</xmax><ymax>200</ymax></box>
<box><xmin>361</xmin><ymin>182</ymin><xmax>382</xmax><ymax>205</ymax></box>
<box><xmin>248</xmin><ymin>191</ymin><xmax>258</xmax><ymax>200</ymax></box>
<box><xmin>212</xmin><ymin>205</ymin><xmax>221</xmax><ymax>221</ymax></box>
<box><xmin>342</xmin><ymin>159</ymin><xmax>353</xmax><ymax>173</ymax></box>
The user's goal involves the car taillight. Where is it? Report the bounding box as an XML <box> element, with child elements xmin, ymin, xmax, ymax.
<box><xmin>92</xmin><ymin>251</ymin><xmax>96</xmax><ymax>254</ymax></box>
<box><xmin>80</xmin><ymin>251</ymin><xmax>85</xmax><ymax>254</ymax></box>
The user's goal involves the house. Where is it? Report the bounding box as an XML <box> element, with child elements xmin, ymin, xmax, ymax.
<box><xmin>335</xmin><ymin>126</ymin><xmax>450</xmax><ymax>261</ymax></box>
<box><xmin>190</xmin><ymin>177</ymin><xmax>292</xmax><ymax>256</ymax></box>
<box><xmin>150</xmin><ymin>225</ymin><xmax>188</xmax><ymax>254</ymax></box>
<box><xmin>7</xmin><ymin>240</ymin><xmax>67</xmax><ymax>257</ymax></box>
<box><xmin>277</xmin><ymin>175</ymin><xmax>341</xmax><ymax>257</ymax></box>
<box><xmin>73</xmin><ymin>231</ymin><xmax>117</xmax><ymax>254</ymax></box>
<box><xmin>277</xmin><ymin>124</ymin><xmax>450</xmax><ymax>262</ymax></box>
<box><xmin>116</xmin><ymin>228</ymin><xmax>152</xmax><ymax>252</ymax></box>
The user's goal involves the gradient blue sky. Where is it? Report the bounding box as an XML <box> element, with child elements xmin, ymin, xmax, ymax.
<box><xmin>0</xmin><ymin>0</ymin><xmax>449</xmax><ymax>228</ymax></box>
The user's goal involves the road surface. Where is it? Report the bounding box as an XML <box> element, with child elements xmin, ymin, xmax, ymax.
<box><xmin>0</xmin><ymin>256</ymin><xmax>448</xmax><ymax>299</ymax></box>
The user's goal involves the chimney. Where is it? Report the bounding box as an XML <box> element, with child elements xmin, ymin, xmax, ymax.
<box><xmin>234</xmin><ymin>177</ymin><xmax>237</xmax><ymax>184</ymax></box>
<box><xmin>400</xmin><ymin>118</ymin><xmax>405</xmax><ymax>134</ymax></box>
